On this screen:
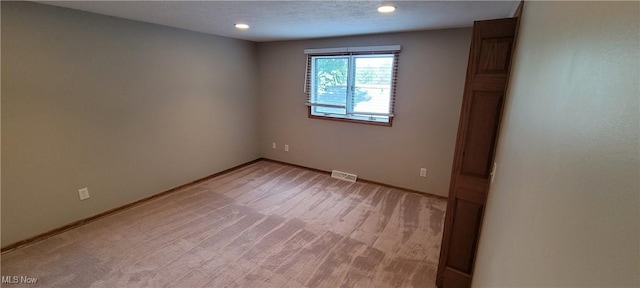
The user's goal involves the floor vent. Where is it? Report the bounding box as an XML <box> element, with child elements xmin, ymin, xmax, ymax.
<box><xmin>331</xmin><ymin>170</ymin><xmax>358</xmax><ymax>183</ymax></box>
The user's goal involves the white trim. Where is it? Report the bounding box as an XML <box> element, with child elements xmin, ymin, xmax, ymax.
<box><xmin>350</xmin><ymin>112</ymin><xmax>395</xmax><ymax>117</ymax></box>
<box><xmin>304</xmin><ymin>47</ymin><xmax>348</xmax><ymax>54</ymax></box>
<box><xmin>348</xmin><ymin>45</ymin><xmax>400</xmax><ymax>53</ymax></box>
<box><xmin>305</xmin><ymin>102</ymin><xmax>347</xmax><ymax>109</ymax></box>
<box><xmin>303</xmin><ymin>55</ymin><xmax>309</xmax><ymax>93</ymax></box>
<box><xmin>304</xmin><ymin>45</ymin><xmax>401</xmax><ymax>55</ymax></box>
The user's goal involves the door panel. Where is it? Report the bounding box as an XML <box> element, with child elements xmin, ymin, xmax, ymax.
<box><xmin>447</xmin><ymin>200</ymin><xmax>483</xmax><ymax>272</ymax></box>
<box><xmin>477</xmin><ymin>38</ymin><xmax>513</xmax><ymax>74</ymax></box>
<box><xmin>460</xmin><ymin>92</ymin><xmax>504</xmax><ymax>178</ymax></box>
<box><xmin>436</xmin><ymin>17</ymin><xmax>519</xmax><ymax>288</ymax></box>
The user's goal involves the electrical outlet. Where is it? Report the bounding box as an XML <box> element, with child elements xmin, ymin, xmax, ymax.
<box><xmin>420</xmin><ymin>168</ymin><xmax>427</xmax><ymax>178</ymax></box>
<box><xmin>272</xmin><ymin>142</ymin><xmax>276</xmax><ymax>149</ymax></box>
<box><xmin>78</xmin><ymin>187</ymin><xmax>90</xmax><ymax>200</ymax></box>
<box><xmin>284</xmin><ymin>144</ymin><xmax>289</xmax><ymax>152</ymax></box>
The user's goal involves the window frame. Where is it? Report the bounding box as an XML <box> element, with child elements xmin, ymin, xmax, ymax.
<box><xmin>304</xmin><ymin>46</ymin><xmax>400</xmax><ymax>127</ymax></box>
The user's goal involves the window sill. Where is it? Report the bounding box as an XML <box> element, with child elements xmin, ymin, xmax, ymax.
<box><xmin>308</xmin><ymin>112</ymin><xmax>393</xmax><ymax>127</ymax></box>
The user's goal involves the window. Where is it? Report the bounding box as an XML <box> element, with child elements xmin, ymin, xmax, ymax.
<box><xmin>304</xmin><ymin>45</ymin><xmax>400</xmax><ymax>126</ymax></box>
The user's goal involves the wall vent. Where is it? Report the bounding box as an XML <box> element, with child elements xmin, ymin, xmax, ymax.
<box><xmin>331</xmin><ymin>170</ymin><xmax>358</xmax><ymax>183</ymax></box>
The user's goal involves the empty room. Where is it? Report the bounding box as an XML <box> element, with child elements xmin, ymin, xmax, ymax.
<box><xmin>1</xmin><ymin>1</ymin><xmax>638</xmax><ymax>287</ymax></box>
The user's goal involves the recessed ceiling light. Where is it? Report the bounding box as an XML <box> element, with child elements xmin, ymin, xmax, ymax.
<box><xmin>377</xmin><ymin>5</ymin><xmax>396</xmax><ymax>13</ymax></box>
<box><xmin>235</xmin><ymin>23</ymin><xmax>250</xmax><ymax>29</ymax></box>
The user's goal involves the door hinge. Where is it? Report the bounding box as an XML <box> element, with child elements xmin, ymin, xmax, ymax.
<box><xmin>490</xmin><ymin>162</ymin><xmax>497</xmax><ymax>183</ymax></box>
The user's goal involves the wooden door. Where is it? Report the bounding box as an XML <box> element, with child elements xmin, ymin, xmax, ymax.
<box><xmin>436</xmin><ymin>18</ymin><xmax>518</xmax><ymax>288</ymax></box>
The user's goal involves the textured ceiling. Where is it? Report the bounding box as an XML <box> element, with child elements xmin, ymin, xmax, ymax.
<box><xmin>39</xmin><ymin>1</ymin><xmax>520</xmax><ymax>42</ymax></box>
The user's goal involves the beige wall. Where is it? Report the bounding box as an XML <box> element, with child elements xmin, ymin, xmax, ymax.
<box><xmin>257</xmin><ymin>29</ymin><xmax>471</xmax><ymax>196</ymax></box>
<box><xmin>1</xmin><ymin>2</ymin><xmax>260</xmax><ymax>246</ymax></box>
<box><xmin>473</xmin><ymin>1</ymin><xmax>639</xmax><ymax>286</ymax></box>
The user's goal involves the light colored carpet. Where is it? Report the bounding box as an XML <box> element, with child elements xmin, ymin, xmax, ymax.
<box><xmin>1</xmin><ymin>160</ymin><xmax>446</xmax><ymax>287</ymax></box>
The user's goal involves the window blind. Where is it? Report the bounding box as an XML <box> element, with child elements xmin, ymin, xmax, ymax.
<box><xmin>304</xmin><ymin>46</ymin><xmax>400</xmax><ymax>121</ymax></box>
